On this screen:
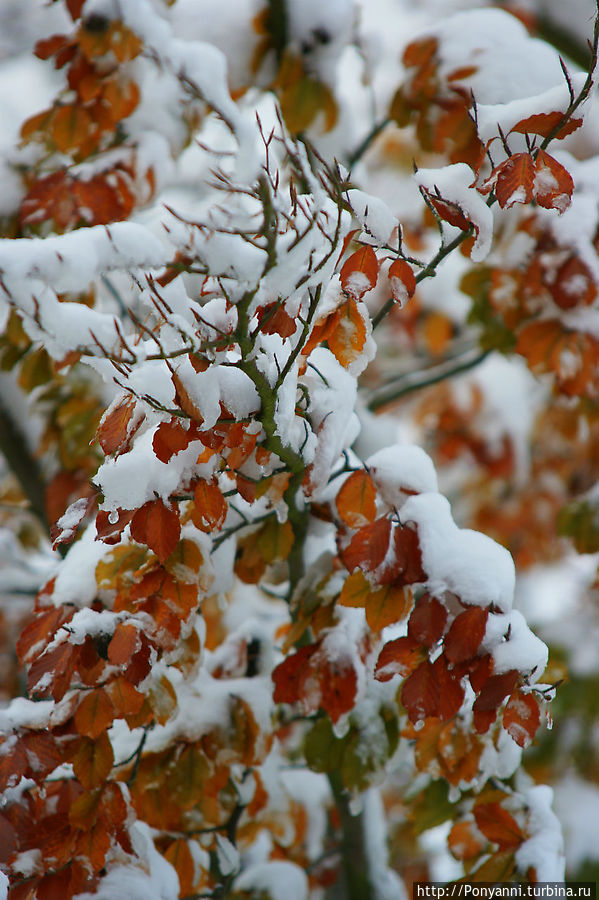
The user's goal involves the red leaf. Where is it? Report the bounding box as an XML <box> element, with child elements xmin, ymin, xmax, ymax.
<box><xmin>434</xmin><ymin>655</ymin><xmax>465</xmax><ymax>720</ymax></box>
<box><xmin>473</xmin><ymin>669</ymin><xmax>519</xmax><ymax>733</ymax></box>
<box><xmin>401</xmin><ymin>660</ymin><xmax>440</xmax><ymax>722</ymax></box>
<box><xmin>533</xmin><ymin>149</ymin><xmax>574</xmax><ymax>213</ymax></box>
<box><xmin>468</xmin><ymin>653</ymin><xmax>493</xmax><ymax>693</ymax></box>
<box><xmin>427</xmin><ymin>194</ymin><xmax>471</xmax><ymax>230</ymax></box>
<box><xmin>374</xmin><ymin>635</ymin><xmax>425</xmax><ymax>681</ymax></box>
<box><xmin>319</xmin><ymin>656</ymin><xmax>358</xmax><ymax>722</ymax></box>
<box><xmin>444</xmin><ymin>606</ymin><xmax>489</xmax><ymax>664</ymax></box>
<box><xmin>27</xmin><ymin>642</ymin><xmax>75</xmax><ymax>701</ymax></box>
<box><xmin>272</xmin><ymin>645</ymin><xmax>318</xmax><ymax>705</ymax></box>
<box><xmin>388</xmin><ymin>258</ymin><xmax>416</xmax><ymax>308</ymax></box>
<box><xmin>17</xmin><ymin>605</ymin><xmax>73</xmax><ymax>664</ymax></box>
<box><xmin>340</xmin><ymin>516</ymin><xmax>392</xmax><ymax>573</ymax></box>
<box><xmin>473</xmin><ymin>802</ymin><xmax>524</xmax><ymax>850</ymax></box>
<box><xmin>340</xmin><ymin>246</ymin><xmax>379</xmax><ymax>299</ymax></box>
<box><xmin>130</xmin><ymin>498</ymin><xmax>181</xmax><ymax>563</ymax></box>
<box><xmin>407</xmin><ymin>594</ymin><xmax>447</xmax><ymax>647</ymax></box>
<box><xmin>381</xmin><ymin>524</ymin><xmax>426</xmax><ymax>586</ymax></box>
<box><xmin>259</xmin><ymin>303</ymin><xmax>297</xmax><ymax>338</ymax></box>
<box><xmin>503</xmin><ymin>690</ymin><xmax>541</xmax><ymax>748</ymax></box>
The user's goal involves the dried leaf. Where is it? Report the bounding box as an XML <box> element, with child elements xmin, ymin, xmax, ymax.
<box><xmin>473</xmin><ymin>802</ymin><xmax>523</xmax><ymax>850</ymax></box>
<box><xmin>374</xmin><ymin>635</ymin><xmax>424</xmax><ymax>682</ymax></box>
<box><xmin>340</xmin><ymin>246</ymin><xmax>379</xmax><ymax>300</ymax></box>
<box><xmin>130</xmin><ymin>498</ymin><xmax>181</xmax><ymax>563</ymax></box>
<box><xmin>336</xmin><ymin>470</ymin><xmax>377</xmax><ymax>529</ymax></box>
<box><xmin>503</xmin><ymin>690</ymin><xmax>541</xmax><ymax>748</ymax></box>
<box><xmin>444</xmin><ymin>606</ymin><xmax>489</xmax><ymax>664</ymax></box>
<box><xmin>407</xmin><ymin>594</ymin><xmax>447</xmax><ymax>647</ymax></box>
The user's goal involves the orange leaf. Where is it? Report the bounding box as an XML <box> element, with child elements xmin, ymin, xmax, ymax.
<box><xmin>191</xmin><ymin>479</ymin><xmax>228</xmax><ymax>532</ymax></box>
<box><xmin>340</xmin><ymin>516</ymin><xmax>392</xmax><ymax>574</ymax></box>
<box><xmin>533</xmin><ymin>149</ymin><xmax>574</xmax><ymax>213</ymax></box>
<box><xmin>444</xmin><ymin>606</ymin><xmax>489</xmax><ymax>664</ymax></box>
<box><xmin>388</xmin><ymin>259</ymin><xmax>416</xmax><ymax>308</ymax></box>
<box><xmin>448</xmin><ymin>820</ymin><xmax>485</xmax><ymax>861</ymax></box>
<box><xmin>102</xmin><ymin>76</ymin><xmax>140</xmax><ymax>122</ymax></box>
<box><xmin>503</xmin><ymin>690</ymin><xmax>541</xmax><ymax>748</ymax></box>
<box><xmin>473</xmin><ymin>802</ymin><xmax>524</xmax><ymax>850</ymax></box>
<box><xmin>50</xmin><ymin>104</ymin><xmax>96</xmax><ymax>154</ymax></box>
<box><xmin>407</xmin><ymin>594</ymin><xmax>447</xmax><ymax>647</ymax></box>
<box><xmin>74</xmin><ymin>688</ymin><xmax>115</xmax><ymax>739</ymax></box>
<box><xmin>97</xmin><ymin>396</ymin><xmax>138</xmax><ymax>455</ymax></box>
<box><xmin>164</xmin><ymin>840</ymin><xmax>195</xmax><ymax>896</ymax></box>
<box><xmin>510</xmin><ymin>111</ymin><xmax>583</xmax><ymax>140</ymax></box>
<box><xmin>340</xmin><ymin>246</ymin><xmax>379</xmax><ymax>300</ymax></box>
<box><xmin>492</xmin><ymin>153</ymin><xmax>534</xmax><ymax>209</ymax></box>
<box><xmin>107</xmin><ymin>623</ymin><xmax>140</xmax><ymax>666</ymax></box>
<box><xmin>105</xmin><ymin>677</ymin><xmax>145</xmax><ymax>717</ymax></box>
<box><xmin>336</xmin><ymin>470</ymin><xmax>377</xmax><ymax>529</ymax></box>
<box><xmin>327</xmin><ymin>297</ymin><xmax>368</xmax><ymax>368</ymax></box>
<box><xmin>374</xmin><ymin>635</ymin><xmax>424</xmax><ymax>682</ymax></box>
<box><xmin>152</xmin><ymin>420</ymin><xmax>193</xmax><ymax>463</ymax></box>
<box><xmin>366</xmin><ymin>583</ymin><xmax>413</xmax><ymax>631</ymax></box>
<box><xmin>130</xmin><ymin>498</ymin><xmax>181</xmax><ymax>562</ymax></box>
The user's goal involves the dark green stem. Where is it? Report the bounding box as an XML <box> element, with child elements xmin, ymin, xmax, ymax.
<box><xmin>0</xmin><ymin>396</ymin><xmax>49</xmax><ymax>532</ymax></box>
<box><xmin>327</xmin><ymin>771</ymin><xmax>374</xmax><ymax>900</ymax></box>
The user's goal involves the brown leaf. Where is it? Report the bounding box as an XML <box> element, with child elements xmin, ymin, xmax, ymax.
<box><xmin>448</xmin><ymin>820</ymin><xmax>485</xmax><ymax>861</ymax></box>
<box><xmin>108</xmin><ymin>622</ymin><xmax>140</xmax><ymax>666</ymax></box>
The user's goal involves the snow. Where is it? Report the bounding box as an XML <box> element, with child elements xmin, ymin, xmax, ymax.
<box><xmin>233</xmin><ymin>860</ymin><xmax>309</xmax><ymax>900</ymax></box>
<box><xmin>75</xmin><ymin>822</ymin><xmax>179</xmax><ymax>900</ymax></box>
<box><xmin>401</xmin><ymin>492</ymin><xmax>515</xmax><ymax>612</ymax></box>
<box><xmin>52</xmin><ymin>523</ymin><xmax>111</xmax><ymax>608</ymax></box>
<box><xmin>476</xmin><ymin>75</ymin><xmax>589</xmax><ymax>148</ymax></box>
<box><xmin>515</xmin><ymin>785</ymin><xmax>566</xmax><ymax>880</ymax></box>
<box><xmin>346</xmin><ymin>188</ymin><xmax>399</xmax><ymax>247</ymax></box>
<box><xmin>484</xmin><ymin>610</ymin><xmax>548</xmax><ymax>682</ymax></box>
<box><xmin>366</xmin><ymin>444</ymin><xmax>438</xmax><ymax>506</ymax></box>
<box><xmin>414</xmin><ymin>164</ymin><xmax>494</xmax><ymax>262</ymax></box>
<box><xmin>554</xmin><ymin>773</ymin><xmax>599</xmax><ymax>870</ymax></box>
